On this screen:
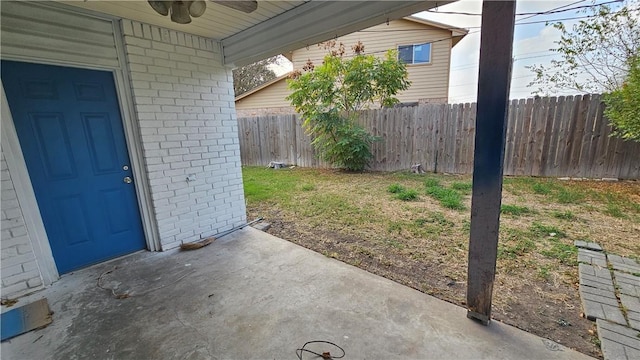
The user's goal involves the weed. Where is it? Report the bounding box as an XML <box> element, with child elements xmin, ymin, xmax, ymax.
<box><xmin>385</xmin><ymin>238</ymin><xmax>405</xmax><ymax>249</ymax></box>
<box><xmin>424</xmin><ymin>178</ymin><xmax>441</xmax><ymax>188</ymax></box>
<box><xmin>499</xmin><ymin>227</ymin><xmax>537</xmax><ymax>259</ymax></box>
<box><xmin>387</xmin><ymin>183</ymin><xmax>405</xmax><ymax>193</ymax></box>
<box><xmin>532</xmin><ymin>182</ymin><xmax>553</xmax><ymax>195</ymax></box>
<box><xmin>501</xmin><ymin>204</ymin><xmax>534</xmax><ymax>216</ymax></box>
<box><xmin>451</xmin><ymin>181</ymin><xmax>473</xmax><ymax>194</ymax></box>
<box><xmin>552</xmin><ymin>210</ymin><xmax>576</xmax><ymax>221</ymax></box>
<box><xmin>498</xmin><ymin>238</ymin><xmax>536</xmax><ymax>259</ymax></box>
<box><xmin>426</xmin><ymin>186</ymin><xmax>464</xmax><ymax>210</ymax></box>
<box><xmin>541</xmin><ymin>242</ymin><xmax>577</xmax><ymax>265</ymax></box>
<box><xmin>301</xmin><ymin>184</ymin><xmax>315</xmax><ymax>191</ymax></box>
<box><xmin>556</xmin><ymin>187</ymin><xmax>585</xmax><ymax>204</ymax></box>
<box><xmin>537</xmin><ymin>265</ymin><xmax>552</xmax><ymax>280</ymax></box>
<box><xmin>530</xmin><ymin>222</ymin><xmax>566</xmax><ymax>238</ymax></box>
<box><xmin>396</xmin><ymin>189</ymin><xmax>419</xmax><ymax>201</ymax></box>
<box><xmin>413</xmin><ymin>218</ymin><xmax>427</xmax><ymax>226</ymax></box>
<box><xmin>388</xmin><ymin>222</ymin><xmax>403</xmax><ymax>233</ymax></box>
<box><xmin>461</xmin><ymin>219</ymin><xmax>471</xmax><ymax>233</ymax></box>
<box><xmin>430</xmin><ymin>212</ymin><xmax>455</xmax><ymax>227</ymax></box>
<box><xmin>605</xmin><ymin>203</ymin><xmax>626</xmax><ymax>218</ymax></box>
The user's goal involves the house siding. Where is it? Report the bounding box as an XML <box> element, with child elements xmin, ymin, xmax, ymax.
<box><xmin>235</xmin><ymin>78</ymin><xmax>293</xmax><ymax>112</ymax></box>
<box><xmin>121</xmin><ymin>20</ymin><xmax>247</xmax><ymax>250</ymax></box>
<box><xmin>291</xmin><ymin>19</ymin><xmax>452</xmax><ymax>103</ymax></box>
<box><xmin>235</xmin><ymin>18</ymin><xmax>454</xmax><ymax>114</ymax></box>
<box><xmin>0</xmin><ymin>149</ymin><xmax>43</xmax><ymax>298</ymax></box>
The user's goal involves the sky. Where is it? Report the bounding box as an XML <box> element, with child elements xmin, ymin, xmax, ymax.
<box><xmin>415</xmin><ymin>0</ymin><xmax>627</xmax><ymax>103</ymax></box>
<box><xmin>273</xmin><ymin>0</ymin><xmax>628</xmax><ymax>104</ymax></box>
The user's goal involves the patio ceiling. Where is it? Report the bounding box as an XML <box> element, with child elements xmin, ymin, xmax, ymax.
<box><xmin>60</xmin><ymin>1</ymin><xmax>453</xmax><ymax>66</ymax></box>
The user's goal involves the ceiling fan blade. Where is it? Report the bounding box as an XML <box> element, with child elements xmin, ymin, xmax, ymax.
<box><xmin>190</xmin><ymin>0</ymin><xmax>207</xmax><ymax>17</ymax></box>
<box><xmin>148</xmin><ymin>0</ymin><xmax>170</xmax><ymax>16</ymax></box>
<box><xmin>171</xmin><ymin>1</ymin><xmax>192</xmax><ymax>24</ymax></box>
<box><xmin>211</xmin><ymin>1</ymin><xmax>258</xmax><ymax>13</ymax></box>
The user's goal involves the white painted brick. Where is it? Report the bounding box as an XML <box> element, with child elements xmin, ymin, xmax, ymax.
<box><xmin>158</xmin><ymin>128</ymin><xmax>179</xmax><ymax>135</ymax></box>
<box><xmin>174</xmin><ymin>45</ymin><xmax>196</xmax><ymax>56</ymax></box>
<box><xmin>150</xmin><ymin>82</ymin><xmax>173</xmax><ymax>90</ymax></box>
<box><xmin>177</xmin><ymin>62</ymin><xmax>199</xmax><ymax>72</ymax></box>
<box><xmin>152</xmin><ymin>42</ymin><xmax>175</xmax><ymax>52</ymax></box>
<box><xmin>155</xmin><ymin>113</ymin><xmax>178</xmax><ymax>120</ymax></box>
<box><xmin>125</xmin><ymin>36</ymin><xmax>151</xmax><ymax>48</ymax></box>
<box><xmin>152</xmin><ymin>98</ymin><xmax>176</xmax><ymax>105</ymax></box>
<box><xmin>126</xmin><ymin>45</ymin><xmax>147</xmax><ymax>56</ymax></box>
<box><xmin>123</xmin><ymin>21</ymin><xmax>246</xmax><ymax>251</ymax></box>
<box><xmin>154</xmin><ymin>58</ymin><xmax>177</xmax><ymax>68</ymax></box>
<box><xmin>133</xmin><ymin>89</ymin><xmax>159</xmax><ymax>97</ymax></box>
<box><xmin>176</xmin><ymin>99</ymin><xmax>195</xmax><ymax>106</ymax></box>
<box><xmin>131</xmin><ymin>71</ymin><xmax>157</xmax><ymax>81</ymax></box>
<box><xmin>2</xmin><ymin>264</ymin><xmax>24</xmax><ymax>277</ymax></box>
<box><xmin>171</xmin><ymin>69</ymin><xmax>192</xmax><ymax>78</ymax></box>
<box><xmin>169</xmin><ymin>148</ymin><xmax>189</xmax><ymax>156</ymax></box>
<box><xmin>148</xmin><ymin>66</ymin><xmax>172</xmax><ymax>75</ymax></box>
<box><xmin>27</xmin><ymin>277</ymin><xmax>42</xmax><ymax>288</ymax></box>
<box><xmin>129</xmin><ymin>63</ymin><xmax>148</xmax><ymax>73</ymax></box>
<box><xmin>2</xmin><ymin>282</ymin><xmax>28</xmax><ymax>296</ymax></box>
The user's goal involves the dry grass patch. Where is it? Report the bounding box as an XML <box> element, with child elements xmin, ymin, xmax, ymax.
<box><xmin>244</xmin><ymin>166</ymin><xmax>639</xmax><ymax>358</ymax></box>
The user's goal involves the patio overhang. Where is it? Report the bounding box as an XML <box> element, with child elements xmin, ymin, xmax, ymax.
<box><xmin>220</xmin><ymin>1</ymin><xmax>450</xmax><ymax>66</ymax></box>
<box><xmin>61</xmin><ymin>1</ymin><xmax>454</xmax><ymax>67</ymax></box>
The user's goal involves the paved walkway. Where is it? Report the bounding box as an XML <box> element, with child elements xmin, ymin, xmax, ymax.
<box><xmin>576</xmin><ymin>241</ymin><xmax>640</xmax><ymax>360</ymax></box>
<box><xmin>2</xmin><ymin>228</ymin><xmax>593</xmax><ymax>359</ymax></box>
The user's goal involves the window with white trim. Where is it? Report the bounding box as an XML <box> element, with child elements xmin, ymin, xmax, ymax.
<box><xmin>398</xmin><ymin>42</ymin><xmax>432</xmax><ymax>64</ymax></box>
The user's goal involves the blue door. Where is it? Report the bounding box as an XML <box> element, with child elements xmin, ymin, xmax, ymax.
<box><xmin>2</xmin><ymin>61</ymin><xmax>146</xmax><ymax>274</ymax></box>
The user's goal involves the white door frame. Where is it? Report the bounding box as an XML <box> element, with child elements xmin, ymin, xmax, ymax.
<box><xmin>1</xmin><ymin>15</ymin><xmax>161</xmax><ymax>284</ymax></box>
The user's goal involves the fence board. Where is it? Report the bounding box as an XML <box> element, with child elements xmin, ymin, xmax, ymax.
<box><xmin>238</xmin><ymin>95</ymin><xmax>639</xmax><ymax>179</ymax></box>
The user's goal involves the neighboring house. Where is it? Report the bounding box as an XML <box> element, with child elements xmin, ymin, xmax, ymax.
<box><xmin>0</xmin><ymin>0</ymin><xmax>450</xmax><ymax>300</ymax></box>
<box><xmin>235</xmin><ymin>17</ymin><xmax>467</xmax><ymax>116</ymax></box>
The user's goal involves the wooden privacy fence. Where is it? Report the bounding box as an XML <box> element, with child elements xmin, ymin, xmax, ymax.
<box><xmin>237</xmin><ymin>94</ymin><xmax>640</xmax><ymax>179</ymax></box>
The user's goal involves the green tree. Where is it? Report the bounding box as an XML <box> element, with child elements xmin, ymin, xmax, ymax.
<box><xmin>233</xmin><ymin>56</ymin><xmax>281</xmax><ymax>96</ymax></box>
<box><xmin>287</xmin><ymin>41</ymin><xmax>410</xmax><ymax>171</ymax></box>
<box><xmin>527</xmin><ymin>1</ymin><xmax>639</xmax><ymax>94</ymax></box>
<box><xmin>604</xmin><ymin>55</ymin><xmax>640</xmax><ymax>141</ymax></box>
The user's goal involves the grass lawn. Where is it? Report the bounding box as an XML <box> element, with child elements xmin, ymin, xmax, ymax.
<box><xmin>243</xmin><ymin>166</ymin><xmax>640</xmax><ymax>358</ymax></box>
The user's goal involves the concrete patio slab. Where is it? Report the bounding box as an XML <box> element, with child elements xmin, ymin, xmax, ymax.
<box><xmin>2</xmin><ymin>228</ymin><xmax>593</xmax><ymax>360</ymax></box>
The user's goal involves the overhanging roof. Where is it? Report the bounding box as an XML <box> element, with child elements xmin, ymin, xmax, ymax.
<box><xmin>61</xmin><ymin>1</ymin><xmax>454</xmax><ymax>67</ymax></box>
<box><xmin>235</xmin><ymin>72</ymin><xmax>292</xmax><ymax>101</ymax></box>
<box><xmin>404</xmin><ymin>16</ymin><xmax>468</xmax><ymax>47</ymax></box>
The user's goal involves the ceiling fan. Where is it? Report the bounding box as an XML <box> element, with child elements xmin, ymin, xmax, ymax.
<box><xmin>148</xmin><ymin>1</ymin><xmax>258</xmax><ymax>24</ymax></box>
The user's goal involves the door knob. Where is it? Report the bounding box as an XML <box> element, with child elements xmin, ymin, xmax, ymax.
<box><xmin>123</xmin><ymin>176</ymin><xmax>132</xmax><ymax>184</ymax></box>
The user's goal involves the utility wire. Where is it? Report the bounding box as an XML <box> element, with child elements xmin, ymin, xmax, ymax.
<box><xmin>425</xmin><ymin>0</ymin><xmax>624</xmax><ymax>16</ymax></box>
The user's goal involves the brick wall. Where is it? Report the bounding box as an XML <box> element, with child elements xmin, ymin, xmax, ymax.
<box><xmin>121</xmin><ymin>20</ymin><xmax>247</xmax><ymax>250</ymax></box>
<box><xmin>1</xmin><ymin>149</ymin><xmax>43</xmax><ymax>298</ymax></box>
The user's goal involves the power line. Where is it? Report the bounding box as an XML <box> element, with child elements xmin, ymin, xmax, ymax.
<box><xmin>425</xmin><ymin>0</ymin><xmax>624</xmax><ymax>17</ymax></box>
<box><xmin>516</xmin><ymin>0</ymin><xmax>587</xmax><ymax>22</ymax></box>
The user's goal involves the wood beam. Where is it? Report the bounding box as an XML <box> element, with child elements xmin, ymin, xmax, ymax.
<box><xmin>466</xmin><ymin>0</ymin><xmax>516</xmax><ymax>325</ymax></box>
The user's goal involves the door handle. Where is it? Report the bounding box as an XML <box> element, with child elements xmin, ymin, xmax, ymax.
<box><xmin>123</xmin><ymin>176</ymin><xmax>132</xmax><ymax>184</ymax></box>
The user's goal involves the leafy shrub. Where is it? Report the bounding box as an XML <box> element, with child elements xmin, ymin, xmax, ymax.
<box><xmin>387</xmin><ymin>183</ymin><xmax>405</xmax><ymax>194</ymax></box>
<box><xmin>451</xmin><ymin>181</ymin><xmax>472</xmax><ymax>194</ymax></box>
<box><xmin>426</xmin><ymin>186</ymin><xmax>464</xmax><ymax>210</ymax></box>
<box><xmin>424</xmin><ymin>178</ymin><xmax>440</xmax><ymax>188</ymax></box>
<box><xmin>395</xmin><ymin>189</ymin><xmax>419</xmax><ymax>201</ymax></box>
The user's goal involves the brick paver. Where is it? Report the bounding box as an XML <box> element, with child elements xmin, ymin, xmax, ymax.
<box><xmin>608</xmin><ymin>254</ymin><xmax>640</xmax><ymax>274</ymax></box>
<box><xmin>577</xmin><ymin>248</ymin><xmax>608</xmax><ymax>267</ymax></box>
<box><xmin>597</xmin><ymin>319</ymin><xmax>640</xmax><ymax>360</ymax></box>
<box><xmin>577</xmin><ymin>244</ymin><xmax>640</xmax><ymax>360</ymax></box>
<box><xmin>575</xmin><ymin>240</ymin><xmax>604</xmax><ymax>252</ymax></box>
